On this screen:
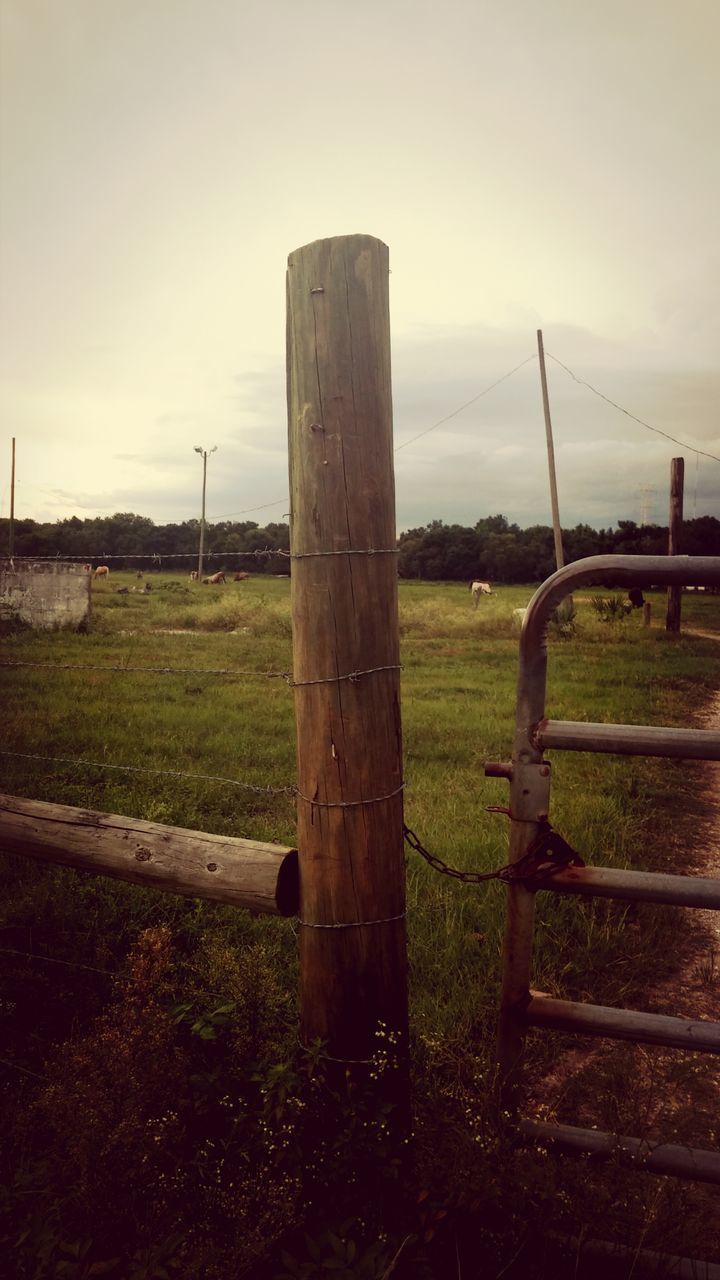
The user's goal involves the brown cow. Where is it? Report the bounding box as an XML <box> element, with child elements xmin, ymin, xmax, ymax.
<box><xmin>233</xmin><ymin>571</ymin><xmax>250</xmax><ymax>582</ymax></box>
<box><xmin>93</xmin><ymin>565</ymin><xmax>110</xmax><ymax>579</ymax></box>
<box><xmin>202</xmin><ymin>571</ymin><xmax>226</xmax><ymax>584</ymax></box>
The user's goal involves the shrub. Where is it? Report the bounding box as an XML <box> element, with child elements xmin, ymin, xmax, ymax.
<box><xmin>591</xmin><ymin>594</ymin><xmax>630</xmax><ymax>623</ymax></box>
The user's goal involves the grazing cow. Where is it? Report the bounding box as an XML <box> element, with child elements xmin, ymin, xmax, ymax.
<box><xmin>93</xmin><ymin>565</ymin><xmax>110</xmax><ymax>579</ymax></box>
<box><xmin>469</xmin><ymin>580</ymin><xmax>493</xmax><ymax>608</ymax></box>
<box><xmin>233</xmin><ymin>571</ymin><xmax>250</xmax><ymax>582</ymax></box>
<box><xmin>202</xmin><ymin>571</ymin><xmax>226</xmax><ymax>585</ymax></box>
<box><xmin>189</xmin><ymin>570</ymin><xmax>198</xmax><ymax>581</ymax></box>
<box><xmin>512</xmin><ymin>607</ymin><xmax>528</xmax><ymax>626</ymax></box>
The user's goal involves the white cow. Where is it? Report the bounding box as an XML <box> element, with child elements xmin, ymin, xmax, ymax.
<box><xmin>470</xmin><ymin>580</ymin><xmax>493</xmax><ymax>608</ymax></box>
<box><xmin>512</xmin><ymin>607</ymin><xmax>528</xmax><ymax>627</ymax></box>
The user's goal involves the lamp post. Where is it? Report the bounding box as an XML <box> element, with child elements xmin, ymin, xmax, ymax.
<box><xmin>194</xmin><ymin>445</ymin><xmax>217</xmax><ymax>579</ymax></box>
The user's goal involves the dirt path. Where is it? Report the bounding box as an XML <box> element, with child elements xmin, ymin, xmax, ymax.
<box><xmin>527</xmin><ymin>684</ymin><xmax>720</xmax><ymax>1261</ymax></box>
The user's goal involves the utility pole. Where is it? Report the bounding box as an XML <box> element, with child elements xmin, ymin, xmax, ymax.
<box><xmin>666</xmin><ymin>456</ymin><xmax>684</xmax><ymax>633</ymax></box>
<box><xmin>9</xmin><ymin>437</ymin><xmax>15</xmax><ymax>558</ymax></box>
<box><xmin>194</xmin><ymin>445</ymin><xmax>217</xmax><ymax>579</ymax></box>
<box><xmin>537</xmin><ymin>330</ymin><xmax>564</xmax><ymax>571</ymax></box>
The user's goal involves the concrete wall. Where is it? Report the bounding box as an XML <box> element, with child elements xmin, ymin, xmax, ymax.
<box><xmin>0</xmin><ymin>561</ymin><xmax>92</xmax><ymax>631</ymax></box>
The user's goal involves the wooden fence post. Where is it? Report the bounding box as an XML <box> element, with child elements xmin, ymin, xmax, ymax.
<box><xmin>666</xmin><ymin>456</ymin><xmax>685</xmax><ymax>633</ymax></box>
<box><xmin>286</xmin><ymin>235</ymin><xmax>408</xmax><ymax>1068</ymax></box>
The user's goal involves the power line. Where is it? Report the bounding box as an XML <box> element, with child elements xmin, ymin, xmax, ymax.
<box><xmin>1</xmin><ymin>357</ymin><xmax>540</xmax><ymax>534</ymax></box>
<box><xmin>207</xmin><ymin>497</ymin><xmax>288</xmax><ymax>520</ymax></box>
<box><xmin>393</xmin><ymin>355</ymin><xmax>537</xmax><ymax>452</ymax></box>
<box><xmin>546</xmin><ymin>351</ymin><xmax>720</xmax><ymax>465</ymax></box>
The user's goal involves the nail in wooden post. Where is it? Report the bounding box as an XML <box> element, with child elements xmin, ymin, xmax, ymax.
<box><xmin>286</xmin><ymin>235</ymin><xmax>407</xmax><ymax>1067</ymax></box>
<box><xmin>666</xmin><ymin>457</ymin><xmax>685</xmax><ymax>633</ymax></box>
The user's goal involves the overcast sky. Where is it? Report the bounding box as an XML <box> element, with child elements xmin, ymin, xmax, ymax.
<box><xmin>1</xmin><ymin>0</ymin><xmax>718</xmax><ymax>534</ymax></box>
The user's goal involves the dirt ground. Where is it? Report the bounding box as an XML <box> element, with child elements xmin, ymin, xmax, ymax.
<box><xmin>526</xmin><ymin>679</ymin><xmax>720</xmax><ymax>1265</ymax></box>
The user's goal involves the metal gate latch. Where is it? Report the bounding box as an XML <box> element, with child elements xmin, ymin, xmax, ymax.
<box><xmin>499</xmin><ymin>821</ymin><xmax>585</xmax><ymax>885</ymax></box>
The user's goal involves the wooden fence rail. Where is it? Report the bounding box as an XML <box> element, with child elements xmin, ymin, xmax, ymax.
<box><xmin>0</xmin><ymin>793</ymin><xmax>298</xmax><ymax>916</ymax></box>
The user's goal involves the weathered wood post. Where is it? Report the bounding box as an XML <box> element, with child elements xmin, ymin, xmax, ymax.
<box><xmin>286</xmin><ymin>235</ymin><xmax>408</xmax><ymax>1070</ymax></box>
<box><xmin>666</xmin><ymin>456</ymin><xmax>685</xmax><ymax>633</ymax></box>
<box><xmin>537</xmin><ymin>330</ymin><xmax>565</xmax><ymax>572</ymax></box>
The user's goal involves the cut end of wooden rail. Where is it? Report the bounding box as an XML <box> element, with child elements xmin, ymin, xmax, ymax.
<box><xmin>0</xmin><ymin>794</ymin><xmax>299</xmax><ymax>918</ymax></box>
<box><xmin>276</xmin><ymin>847</ymin><xmax>299</xmax><ymax>916</ymax></box>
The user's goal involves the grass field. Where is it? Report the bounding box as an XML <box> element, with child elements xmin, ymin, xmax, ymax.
<box><xmin>1</xmin><ymin>573</ymin><xmax>719</xmax><ymax>1277</ymax></box>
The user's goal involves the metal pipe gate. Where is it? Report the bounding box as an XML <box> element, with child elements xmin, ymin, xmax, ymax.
<box><xmin>487</xmin><ymin>554</ymin><xmax>720</xmax><ymax>1185</ymax></box>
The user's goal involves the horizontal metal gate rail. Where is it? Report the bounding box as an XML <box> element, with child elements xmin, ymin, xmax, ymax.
<box><xmin>488</xmin><ymin>554</ymin><xmax>720</xmax><ymax>1185</ymax></box>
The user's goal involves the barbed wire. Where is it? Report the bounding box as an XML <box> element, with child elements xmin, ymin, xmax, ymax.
<box><xmin>298</xmin><ymin>910</ymin><xmax>406</xmax><ymax>929</ymax></box>
<box><xmin>0</xmin><ymin>947</ymin><xmax>290</xmax><ymax>1002</ymax></box>
<box><xmin>546</xmin><ymin>351</ymin><xmax>720</xmax><ymax>465</ymax></box>
<box><xmin>0</xmin><ymin>659</ymin><xmax>294</xmax><ymax>680</ymax></box>
<box><xmin>7</xmin><ymin>547</ymin><xmax>290</xmax><ymax>562</ymax></box>
<box><xmin>0</xmin><ymin>748</ymin><xmax>407</xmax><ymax>809</ymax></box>
<box><xmin>8</xmin><ymin>546</ymin><xmax>400</xmax><ymax>564</ymax></box>
<box><xmin>0</xmin><ymin>659</ymin><xmax>402</xmax><ymax>686</ymax></box>
<box><xmin>0</xmin><ymin>749</ymin><xmax>296</xmax><ymax>797</ymax></box>
<box><xmin>296</xmin><ymin>782</ymin><xmax>405</xmax><ymax>809</ymax></box>
<box><xmin>0</xmin><ymin>1053</ymin><xmax>46</xmax><ymax>1082</ymax></box>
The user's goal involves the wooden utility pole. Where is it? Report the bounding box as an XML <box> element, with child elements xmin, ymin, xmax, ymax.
<box><xmin>537</xmin><ymin>331</ymin><xmax>564</xmax><ymax>571</ymax></box>
<box><xmin>9</xmin><ymin>437</ymin><xmax>15</xmax><ymax>557</ymax></box>
<box><xmin>286</xmin><ymin>235</ymin><xmax>408</xmax><ymax>1068</ymax></box>
<box><xmin>666</xmin><ymin>456</ymin><xmax>685</xmax><ymax>633</ymax></box>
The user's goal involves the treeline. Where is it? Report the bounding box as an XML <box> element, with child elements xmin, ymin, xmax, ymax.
<box><xmin>0</xmin><ymin>513</ymin><xmax>291</xmax><ymax>574</ymax></box>
<box><xmin>2</xmin><ymin>510</ymin><xmax>719</xmax><ymax>583</ymax></box>
<box><xmin>398</xmin><ymin>514</ymin><xmax>720</xmax><ymax>582</ymax></box>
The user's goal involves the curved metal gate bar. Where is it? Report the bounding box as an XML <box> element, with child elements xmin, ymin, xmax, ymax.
<box><xmin>490</xmin><ymin>553</ymin><xmax>720</xmax><ymax>1184</ymax></box>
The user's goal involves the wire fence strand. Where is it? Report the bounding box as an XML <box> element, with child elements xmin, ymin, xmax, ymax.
<box><xmin>0</xmin><ymin>749</ymin><xmax>296</xmax><ymax>798</ymax></box>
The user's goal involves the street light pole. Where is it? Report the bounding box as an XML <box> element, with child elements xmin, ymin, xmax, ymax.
<box><xmin>194</xmin><ymin>445</ymin><xmax>217</xmax><ymax>579</ymax></box>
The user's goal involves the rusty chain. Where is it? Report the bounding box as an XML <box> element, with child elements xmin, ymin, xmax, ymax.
<box><xmin>403</xmin><ymin>820</ymin><xmax>584</xmax><ymax>887</ymax></box>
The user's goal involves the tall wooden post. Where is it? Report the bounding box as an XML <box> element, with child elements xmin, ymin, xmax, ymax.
<box><xmin>666</xmin><ymin>456</ymin><xmax>684</xmax><ymax>633</ymax></box>
<box><xmin>537</xmin><ymin>330</ymin><xmax>564</xmax><ymax>571</ymax></box>
<box><xmin>9</xmin><ymin>437</ymin><xmax>15</xmax><ymax>558</ymax></box>
<box><xmin>286</xmin><ymin>235</ymin><xmax>408</xmax><ymax>1068</ymax></box>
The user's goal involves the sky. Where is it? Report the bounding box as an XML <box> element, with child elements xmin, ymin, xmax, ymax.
<box><xmin>1</xmin><ymin>0</ymin><xmax>718</xmax><ymax>535</ymax></box>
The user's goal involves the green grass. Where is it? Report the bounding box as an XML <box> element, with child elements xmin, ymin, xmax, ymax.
<box><xmin>3</xmin><ymin>574</ymin><xmax>719</xmax><ymax>1029</ymax></box>
<box><xmin>1</xmin><ymin>573</ymin><xmax>719</xmax><ymax>1275</ymax></box>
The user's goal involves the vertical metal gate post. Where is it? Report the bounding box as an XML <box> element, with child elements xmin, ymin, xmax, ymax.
<box><xmin>666</xmin><ymin>456</ymin><xmax>685</xmax><ymax>633</ymax></box>
<box><xmin>495</xmin><ymin>554</ymin><xmax>720</xmax><ymax>1112</ymax></box>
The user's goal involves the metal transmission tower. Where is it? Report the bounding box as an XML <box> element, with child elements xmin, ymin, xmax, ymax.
<box><xmin>638</xmin><ymin>485</ymin><xmax>657</xmax><ymax>526</ymax></box>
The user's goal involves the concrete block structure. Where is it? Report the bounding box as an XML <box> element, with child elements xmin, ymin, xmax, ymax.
<box><xmin>0</xmin><ymin>560</ymin><xmax>92</xmax><ymax>631</ymax></box>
